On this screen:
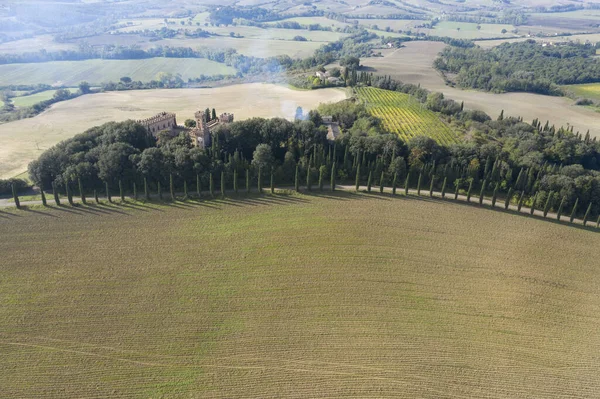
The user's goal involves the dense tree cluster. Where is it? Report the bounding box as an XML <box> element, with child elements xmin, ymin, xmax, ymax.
<box><xmin>435</xmin><ymin>41</ymin><xmax>600</xmax><ymax>95</ymax></box>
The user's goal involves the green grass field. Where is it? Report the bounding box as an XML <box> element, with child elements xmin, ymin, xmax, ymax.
<box><xmin>432</xmin><ymin>21</ymin><xmax>517</xmax><ymax>39</ymax></box>
<box><xmin>356</xmin><ymin>87</ymin><xmax>460</xmax><ymax>145</ymax></box>
<box><xmin>1</xmin><ymin>193</ymin><xmax>599</xmax><ymax>397</ymax></box>
<box><xmin>0</xmin><ymin>58</ymin><xmax>236</xmax><ymax>86</ymax></box>
<box><xmin>565</xmin><ymin>83</ymin><xmax>600</xmax><ymax>101</ymax></box>
<box><xmin>11</xmin><ymin>88</ymin><xmax>78</xmax><ymax>107</ymax></box>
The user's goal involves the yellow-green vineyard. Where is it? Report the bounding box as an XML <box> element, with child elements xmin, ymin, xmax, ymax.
<box><xmin>356</xmin><ymin>87</ymin><xmax>460</xmax><ymax>145</ymax></box>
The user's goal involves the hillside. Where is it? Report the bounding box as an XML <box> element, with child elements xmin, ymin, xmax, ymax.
<box><xmin>1</xmin><ymin>193</ymin><xmax>599</xmax><ymax>397</ymax></box>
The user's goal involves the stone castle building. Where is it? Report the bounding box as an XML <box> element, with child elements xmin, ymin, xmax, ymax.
<box><xmin>137</xmin><ymin>112</ymin><xmax>177</xmax><ymax>136</ymax></box>
<box><xmin>189</xmin><ymin>111</ymin><xmax>234</xmax><ymax>148</ymax></box>
<box><xmin>137</xmin><ymin>110</ymin><xmax>234</xmax><ymax>149</ymax></box>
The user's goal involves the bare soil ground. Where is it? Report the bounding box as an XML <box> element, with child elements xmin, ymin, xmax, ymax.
<box><xmin>0</xmin><ymin>84</ymin><xmax>347</xmax><ymax>178</ymax></box>
<box><xmin>1</xmin><ymin>192</ymin><xmax>599</xmax><ymax>397</ymax></box>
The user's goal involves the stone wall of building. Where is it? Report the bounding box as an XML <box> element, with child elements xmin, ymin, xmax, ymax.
<box><xmin>137</xmin><ymin>112</ymin><xmax>177</xmax><ymax>136</ymax></box>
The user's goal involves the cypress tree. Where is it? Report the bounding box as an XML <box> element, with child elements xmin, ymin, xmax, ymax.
<box><xmin>466</xmin><ymin>180</ymin><xmax>473</xmax><ymax>202</ymax></box>
<box><xmin>183</xmin><ymin>180</ymin><xmax>188</xmax><ymax>200</ymax></box>
<box><xmin>106</xmin><ymin>182</ymin><xmax>111</xmax><ymax>203</ymax></box>
<box><xmin>209</xmin><ymin>173</ymin><xmax>214</xmax><ymax>197</ymax></box>
<box><xmin>417</xmin><ymin>173</ymin><xmax>422</xmax><ymax>196</ymax></box>
<box><xmin>221</xmin><ymin>171</ymin><xmax>225</xmax><ymax>198</ymax></box>
<box><xmin>596</xmin><ymin>214</ymin><xmax>600</xmax><ymax>229</ymax></box>
<box><xmin>196</xmin><ymin>174</ymin><xmax>201</xmax><ymax>198</ymax></box>
<box><xmin>78</xmin><ymin>178</ymin><xmax>86</xmax><ymax>204</ymax></box>
<box><xmin>53</xmin><ymin>182</ymin><xmax>60</xmax><ymax>205</ymax></box>
<box><xmin>41</xmin><ymin>187</ymin><xmax>47</xmax><ymax>207</ymax></box>
<box><xmin>233</xmin><ymin>170</ymin><xmax>238</xmax><ymax>194</ymax></box>
<box><xmin>330</xmin><ymin>164</ymin><xmax>336</xmax><ymax>191</ymax></box>
<box><xmin>405</xmin><ymin>173</ymin><xmax>410</xmax><ymax>196</ymax></box>
<box><xmin>392</xmin><ymin>172</ymin><xmax>398</xmax><ymax>196</ymax></box>
<box><xmin>570</xmin><ymin>198</ymin><xmax>579</xmax><ymax>223</ymax></box>
<box><xmin>12</xmin><ymin>183</ymin><xmax>20</xmax><ymax>209</ymax></box>
<box><xmin>133</xmin><ymin>182</ymin><xmax>138</xmax><ymax>201</ymax></box>
<box><xmin>158</xmin><ymin>182</ymin><xmax>162</xmax><ymax>201</ymax></box>
<box><xmin>94</xmin><ymin>189</ymin><xmax>99</xmax><ymax>204</ymax></box>
<box><xmin>429</xmin><ymin>175</ymin><xmax>435</xmax><ymax>197</ymax></box>
<box><xmin>454</xmin><ymin>180</ymin><xmax>459</xmax><ymax>200</ymax></box>
<box><xmin>169</xmin><ymin>174</ymin><xmax>175</xmax><ymax>201</ymax></box>
<box><xmin>441</xmin><ymin>177</ymin><xmax>447</xmax><ymax>198</ymax></box>
<box><xmin>144</xmin><ymin>177</ymin><xmax>149</xmax><ymax>200</ymax></box>
<box><xmin>319</xmin><ymin>166</ymin><xmax>324</xmax><ymax>192</ymax></box>
<box><xmin>119</xmin><ymin>179</ymin><xmax>125</xmax><ymax>202</ymax></box>
<box><xmin>258</xmin><ymin>167</ymin><xmax>263</xmax><ymax>192</ymax></box>
<box><xmin>246</xmin><ymin>169</ymin><xmax>250</xmax><ymax>193</ymax></box>
<box><xmin>355</xmin><ymin>164</ymin><xmax>360</xmax><ymax>191</ymax></box>
<box><xmin>530</xmin><ymin>193</ymin><xmax>538</xmax><ymax>215</ymax></box>
<box><xmin>582</xmin><ymin>202</ymin><xmax>592</xmax><ymax>226</ymax></box>
<box><xmin>543</xmin><ymin>191</ymin><xmax>554</xmax><ymax>217</ymax></box>
<box><xmin>307</xmin><ymin>167</ymin><xmax>312</xmax><ymax>192</ymax></box>
<box><xmin>491</xmin><ymin>183</ymin><xmax>499</xmax><ymax>208</ymax></box>
<box><xmin>66</xmin><ymin>182</ymin><xmax>74</xmax><ymax>206</ymax></box>
<box><xmin>295</xmin><ymin>164</ymin><xmax>300</xmax><ymax>192</ymax></box>
<box><xmin>379</xmin><ymin>171</ymin><xmax>385</xmax><ymax>194</ymax></box>
<box><xmin>478</xmin><ymin>179</ymin><xmax>487</xmax><ymax>205</ymax></box>
<box><xmin>518</xmin><ymin>191</ymin><xmax>525</xmax><ymax>212</ymax></box>
<box><xmin>271</xmin><ymin>170</ymin><xmax>275</xmax><ymax>194</ymax></box>
<box><xmin>367</xmin><ymin>171</ymin><xmax>372</xmax><ymax>192</ymax></box>
<box><xmin>504</xmin><ymin>188</ymin><xmax>513</xmax><ymax>210</ymax></box>
<box><xmin>556</xmin><ymin>196</ymin><xmax>566</xmax><ymax>220</ymax></box>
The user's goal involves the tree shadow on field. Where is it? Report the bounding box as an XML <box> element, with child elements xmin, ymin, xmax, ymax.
<box><xmin>401</xmin><ymin>192</ymin><xmax>600</xmax><ymax>234</ymax></box>
<box><xmin>0</xmin><ymin>209</ymin><xmax>21</xmax><ymax>219</ymax></box>
<box><xmin>22</xmin><ymin>207</ymin><xmax>58</xmax><ymax>218</ymax></box>
<box><xmin>117</xmin><ymin>201</ymin><xmax>150</xmax><ymax>212</ymax></box>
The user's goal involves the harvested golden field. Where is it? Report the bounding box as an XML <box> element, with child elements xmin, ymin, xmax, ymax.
<box><xmin>0</xmin><ymin>83</ymin><xmax>347</xmax><ymax>179</ymax></box>
<box><xmin>1</xmin><ymin>193</ymin><xmax>600</xmax><ymax>398</ymax></box>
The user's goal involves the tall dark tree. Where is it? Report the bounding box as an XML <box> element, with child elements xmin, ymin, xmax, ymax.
<box><xmin>53</xmin><ymin>182</ymin><xmax>60</xmax><ymax>205</ymax></box>
<box><xmin>570</xmin><ymin>198</ymin><xmax>579</xmax><ymax>223</ymax></box>
<box><xmin>441</xmin><ymin>177</ymin><xmax>447</xmax><ymax>198</ymax></box>
<box><xmin>504</xmin><ymin>188</ymin><xmax>513</xmax><ymax>210</ymax></box>
<box><xmin>212</xmin><ymin>108</ymin><xmax>217</xmax><ymax>120</ymax></box>
<box><xmin>209</xmin><ymin>173</ymin><xmax>214</xmax><ymax>197</ymax></box>
<box><xmin>133</xmin><ymin>182</ymin><xmax>138</xmax><ymax>201</ymax></box>
<box><xmin>530</xmin><ymin>192</ymin><xmax>538</xmax><ymax>216</ymax></box>
<box><xmin>306</xmin><ymin>167</ymin><xmax>312</xmax><ymax>192</ymax></box>
<box><xmin>355</xmin><ymin>164</ymin><xmax>361</xmax><ymax>192</ymax></box>
<box><xmin>543</xmin><ymin>191</ymin><xmax>554</xmax><ymax>217</ymax></box>
<box><xmin>221</xmin><ymin>172</ymin><xmax>225</xmax><ymax>198</ymax></box>
<box><xmin>367</xmin><ymin>171</ymin><xmax>372</xmax><ymax>192</ymax></box>
<box><xmin>94</xmin><ymin>189</ymin><xmax>99</xmax><ymax>204</ymax></box>
<box><xmin>271</xmin><ymin>170</ymin><xmax>275</xmax><ymax>194</ymax></box>
<box><xmin>330</xmin><ymin>164</ymin><xmax>336</xmax><ymax>191</ymax></box>
<box><xmin>518</xmin><ymin>191</ymin><xmax>525</xmax><ymax>212</ymax></box>
<box><xmin>233</xmin><ymin>170</ymin><xmax>238</xmax><ymax>194</ymax></box>
<box><xmin>78</xmin><ymin>178</ymin><xmax>86</xmax><ymax>205</ymax></box>
<box><xmin>379</xmin><ymin>171</ymin><xmax>385</xmax><ymax>194</ymax></box>
<box><xmin>258</xmin><ymin>167</ymin><xmax>263</xmax><ymax>192</ymax></box>
<box><xmin>169</xmin><ymin>174</ymin><xmax>175</xmax><ymax>201</ymax></box>
<box><xmin>454</xmin><ymin>180</ymin><xmax>459</xmax><ymax>200</ymax></box>
<box><xmin>392</xmin><ymin>172</ymin><xmax>398</xmax><ymax>196</ymax></box>
<box><xmin>158</xmin><ymin>182</ymin><xmax>162</xmax><ymax>201</ymax></box>
<box><xmin>119</xmin><ymin>179</ymin><xmax>124</xmax><ymax>202</ymax></box>
<box><xmin>583</xmin><ymin>202</ymin><xmax>592</xmax><ymax>226</ymax></box>
<box><xmin>295</xmin><ymin>165</ymin><xmax>300</xmax><ymax>192</ymax></box>
<box><xmin>12</xmin><ymin>183</ymin><xmax>20</xmax><ymax>209</ymax></box>
<box><xmin>106</xmin><ymin>182</ymin><xmax>112</xmax><ymax>203</ymax></box>
<box><xmin>144</xmin><ymin>177</ymin><xmax>150</xmax><ymax>200</ymax></box>
<box><xmin>417</xmin><ymin>173</ymin><xmax>423</xmax><ymax>196</ymax></box>
<box><xmin>41</xmin><ymin>188</ymin><xmax>47</xmax><ymax>207</ymax></box>
<box><xmin>556</xmin><ymin>196</ymin><xmax>566</xmax><ymax>220</ymax></box>
<box><xmin>319</xmin><ymin>166</ymin><xmax>325</xmax><ymax>192</ymax></box>
<box><xmin>183</xmin><ymin>180</ymin><xmax>188</xmax><ymax>200</ymax></box>
<box><xmin>66</xmin><ymin>182</ymin><xmax>74</xmax><ymax>206</ymax></box>
<box><xmin>467</xmin><ymin>180</ymin><xmax>473</xmax><ymax>202</ymax></box>
<box><xmin>405</xmin><ymin>173</ymin><xmax>410</xmax><ymax>196</ymax></box>
<box><xmin>479</xmin><ymin>179</ymin><xmax>487</xmax><ymax>205</ymax></box>
<box><xmin>429</xmin><ymin>175</ymin><xmax>435</xmax><ymax>197</ymax></box>
<box><xmin>246</xmin><ymin>169</ymin><xmax>250</xmax><ymax>193</ymax></box>
<box><xmin>491</xmin><ymin>183</ymin><xmax>499</xmax><ymax>208</ymax></box>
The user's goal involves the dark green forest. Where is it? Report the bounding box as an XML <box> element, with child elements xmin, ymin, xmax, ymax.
<box><xmin>434</xmin><ymin>40</ymin><xmax>600</xmax><ymax>95</ymax></box>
